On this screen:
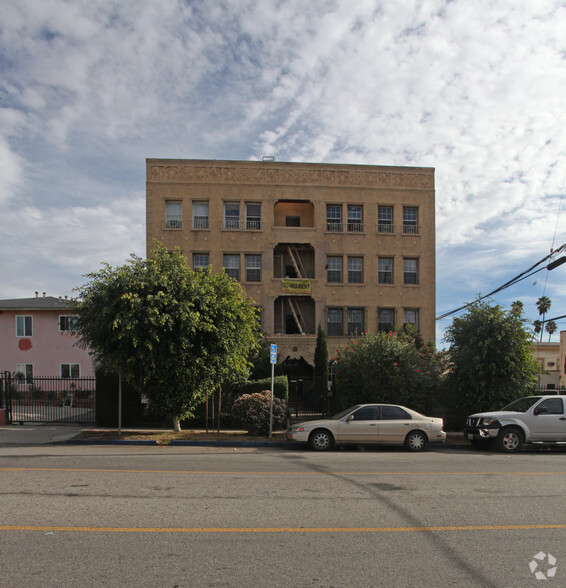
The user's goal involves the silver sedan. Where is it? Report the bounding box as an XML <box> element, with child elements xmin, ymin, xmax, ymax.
<box><xmin>286</xmin><ymin>404</ymin><xmax>446</xmax><ymax>451</ymax></box>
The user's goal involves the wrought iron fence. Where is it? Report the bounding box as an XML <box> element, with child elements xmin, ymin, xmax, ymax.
<box><xmin>1</xmin><ymin>373</ymin><xmax>96</xmax><ymax>424</ymax></box>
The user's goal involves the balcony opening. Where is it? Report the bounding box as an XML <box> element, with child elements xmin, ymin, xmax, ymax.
<box><xmin>274</xmin><ymin>296</ymin><xmax>316</xmax><ymax>335</ymax></box>
<box><xmin>274</xmin><ymin>200</ymin><xmax>314</xmax><ymax>228</ymax></box>
<box><xmin>274</xmin><ymin>244</ymin><xmax>315</xmax><ymax>279</ymax></box>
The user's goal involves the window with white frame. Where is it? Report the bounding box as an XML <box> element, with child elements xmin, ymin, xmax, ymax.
<box><xmin>378</xmin><ymin>257</ymin><xmax>393</xmax><ymax>284</ymax></box>
<box><xmin>403</xmin><ymin>309</ymin><xmax>419</xmax><ymax>327</ymax></box>
<box><xmin>223</xmin><ymin>254</ymin><xmax>240</xmax><ymax>281</ymax></box>
<box><xmin>16</xmin><ymin>315</ymin><xmax>32</xmax><ymax>337</ymax></box>
<box><xmin>192</xmin><ymin>201</ymin><xmax>210</xmax><ymax>230</ymax></box>
<box><xmin>403</xmin><ymin>258</ymin><xmax>419</xmax><ymax>284</ymax></box>
<box><xmin>402</xmin><ymin>207</ymin><xmax>418</xmax><ymax>234</ymax></box>
<box><xmin>347</xmin><ymin>308</ymin><xmax>364</xmax><ymax>336</ymax></box>
<box><xmin>327</xmin><ymin>308</ymin><xmax>343</xmax><ymax>336</ymax></box>
<box><xmin>61</xmin><ymin>363</ymin><xmax>80</xmax><ymax>378</ymax></box>
<box><xmin>245</xmin><ymin>203</ymin><xmax>262</xmax><ymax>230</ymax></box>
<box><xmin>193</xmin><ymin>253</ymin><xmax>210</xmax><ymax>270</ymax></box>
<box><xmin>347</xmin><ymin>205</ymin><xmax>363</xmax><ymax>232</ymax></box>
<box><xmin>165</xmin><ymin>201</ymin><xmax>183</xmax><ymax>229</ymax></box>
<box><xmin>327</xmin><ymin>256</ymin><xmax>342</xmax><ymax>283</ymax></box>
<box><xmin>378</xmin><ymin>206</ymin><xmax>394</xmax><ymax>233</ymax></box>
<box><xmin>245</xmin><ymin>255</ymin><xmax>262</xmax><ymax>281</ymax></box>
<box><xmin>16</xmin><ymin>363</ymin><xmax>33</xmax><ymax>383</ymax></box>
<box><xmin>326</xmin><ymin>205</ymin><xmax>342</xmax><ymax>232</ymax></box>
<box><xmin>223</xmin><ymin>202</ymin><xmax>240</xmax><ymax>230</ymax></box>
<box><xmin>348</xmin><ymin>257</ymin><xmax>363</xmax><ymax>284</ymax></box>
<box><xmin>378</xmin><ymin>308</ymin><xmax>395</xmax><ymax>332</ymax></box>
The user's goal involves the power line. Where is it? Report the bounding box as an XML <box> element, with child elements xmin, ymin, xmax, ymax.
<box><xmin>436</xmin><ymin>244</ymin><xmax>566</xmax><ymax>321</ymax></box>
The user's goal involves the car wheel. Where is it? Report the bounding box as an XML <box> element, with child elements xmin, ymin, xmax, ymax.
<box><xmin>404</xmin><ymin>430</ymin><xmax>427</xmax><ymax>452</ymax></box>
<box><xmin>308</xmin><ymin>429</ymin><xmax>334</xmax><ymax>451</ymax></box>
<box><xmin>496</xmin><ymin>427</ymin><xmax>523</xmax><ymax>453</ymax></box>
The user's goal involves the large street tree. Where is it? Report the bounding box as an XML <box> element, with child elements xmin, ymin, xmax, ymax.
<box><xmin>74</xmin><ymin>244</ymin><xmax>260</xmax><ymax>430</ymax></box>
<box><xmin>444</xmin><ymin>300</ymin><xmax>540</xmax><ymax>420</ymax></box>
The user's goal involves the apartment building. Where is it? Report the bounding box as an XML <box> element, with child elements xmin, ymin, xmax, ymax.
<box><xmin>146</xmin><ymin>159</ymin><xmax>436</xmax><ymax>368</ymax></box>
<box><xmin>0</xmin><ymin>294</ymin><xmax>95</xmax><ymax>378</ymax></box>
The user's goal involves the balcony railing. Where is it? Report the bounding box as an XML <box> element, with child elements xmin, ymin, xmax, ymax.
<box><xmin>402</xmin><ymin>224</ymin><xmax>420</xmax><ymax>235</ymax></box>
<box><xmin>192</xmin><ymin>218</ymin><xmax>210</xmax><ymax>230</ymax></box>
<box><xmin>245</xmin><ymin>220</ymin><xmax>263</xmax><ymax>231</ymax></box>
<box><xmin>223</xmin><ymin>219</ymin><xmax>241</xmax><ymax>230</ymax></box>
<box><xmin>377</xmin><ymin>223</ymin><xmax>395</xmax><ymax>234</ymax></box>
<box><xmin>164</xmin><ymin>219</ymin><xmax>183</xmax><ymax>230</ymax></box>
<box><xmin>325</xmin><ymin>222</ymin><xmax>365</xmax><ymax>233</ymax></box>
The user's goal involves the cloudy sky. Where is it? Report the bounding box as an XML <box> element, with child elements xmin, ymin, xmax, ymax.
<box><xmin>1</xmin><ymin>0</ymin><xmax>565</xmax><ymax>346</ymax></box>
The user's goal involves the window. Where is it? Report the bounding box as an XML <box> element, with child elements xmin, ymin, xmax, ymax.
<box><xmin>537</xmin><ymin>398</ymin><xmax>564</xmax><ymax>415</ymax></box>
<box><xmin>327</xmin><ymin>308</ymin><xmax>343</xmax><ymax>336</ymax></box>
<box><xmin>192</xmin><ymin>201</ymin><xmax>209</xmax><ymax>230</ymax></box>
<box><xmin>223</xmin><ymin>254</ymin><xmax>240</xmax><ymax>281</ymax></box>
<box><xmin>165</xmin><ymin>201</ymin><xmax>183</xmax><ymax>229</ymax></box>
<box><xmin>16</xmin><ymin>363</ymin><xmax>33</xmax><ymax>383</ymax></box>
<box><xmin>378</xmin><ymin>308</ymin><xmax>395</xmax><ymax>332</ymax></box>
<box><xmin>61</xmin><ymin>363</ymin><xmax>80</xmax><ymax>378</ymax></box>
<box><xmin>352</xmin><ymin>405</ymin><xmax>379</xmax><ymax>420</ymax></box>
<box><xmin>326</xmin><ymin>205</ymin><xmax>342</xmax><ymax>232</ymax></box>
<box><xmin>403</xmin><ymin>309</ymin><xmax>419</xmax><ymax>327</ymax></box>
<box><xmin>347</xmin><ymin>308</ymin><xmax>364</xmax><ymax>336</ymax></box>
<box><xmin>16</xmin><ymin>315</ymin><xmax>32</xmax><ymax>337</ymax></box>
<box><xmin>327</xmin><ymin>256</ymin><xmax>342</xmax><ymax>283</ymax></box>
<box><xmin>347</xmin><ymin>205</ymin><xmax>363</xmax><ymax>232</ymax></box>
<box><xmin>403</xmin><ymin>207</ymin><xmax>418</xmax><ymax>234</ymax></box>
<box><xmin>348</xmin><ymin>257</ymin><xmax>363</xmax><ymax>283</ymax></box>
<box><xmin>403</xmin><ymin>259</ymin><xmax>419</xmax><ymax>284</ymax></box>
<box><xmin>245</xmin><ymin>203</ymin><xmax>262</xmax><ymax>230</ymax></box>
<box><xmin>378</xmin><ymin>206</ymin><xmax>394</xmax><ymax>233</ymax></box>
<box><xmin>285</xmin><ymin>216</ymin><xmax>300</xmax><ymax>227</ymax></box>
<box><xmin>193</xmin><ymin>253</ymin><xmax>210</xmax><ymax>270</ymax></box>
<box><xmin>381</xmin><ymin>406</ymin><xmax>411</xmax><ymax>420</ymax></box>
<box><xmin>223</xmin><ymin>202</ymin><xmax>240</xmax><ymax>230</ymax></box>
<box><xmin>245</xmin><ymin>255</ymin><xmax>262</xmax><ymax>281</ymax></box>
<box><xmin>59</xmin><ymin>315</ymin><xmax>77</xmax><ymax>332</ymax></box>
<box><xmin>378</xmin><ymin>257</ymin><xmax>393</xmax><ymax>284</ymax></box>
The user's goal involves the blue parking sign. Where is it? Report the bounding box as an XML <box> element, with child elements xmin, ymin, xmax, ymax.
<box><xmin>270</xmin><ymin>343</ymin><xmax>277</xmax><ymax>364</ymax></box>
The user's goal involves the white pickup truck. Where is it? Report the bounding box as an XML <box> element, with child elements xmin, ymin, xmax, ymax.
<box><xmin>464</xmin><ymin>395</ymin><xmax>566</xmax><ymax>452</ymax></box>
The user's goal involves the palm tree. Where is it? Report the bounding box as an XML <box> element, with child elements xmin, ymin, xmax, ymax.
<box><xmin>533</xmin><ymin>320</ymin><xmax>542</xmax><ymax>339</ymax></box>
<box><xmin>545</xmin><ymin>320</ymin><xmax>557</xmax><ymax>342</ymax></box>
<box><xmin>536</xmin><ymin>296</ymin><xmax>552</xmax><ymax>342</ymax></box>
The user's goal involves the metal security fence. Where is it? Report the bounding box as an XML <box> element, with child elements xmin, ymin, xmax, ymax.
<box><xmin>0</xmin><ymin>373</ymin><xmax>96</xmax><ymax>424</ymax></box>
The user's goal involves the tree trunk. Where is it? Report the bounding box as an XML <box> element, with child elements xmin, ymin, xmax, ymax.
<box><xmin>173</xmin><ymin>416</ymin><xmax>182</xmax><ymax>432</ymax></box>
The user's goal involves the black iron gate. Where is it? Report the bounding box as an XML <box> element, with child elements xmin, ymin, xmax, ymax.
<box><xmin>0</xmin><ymin>372</ymin><xmax>96</xmax><ymax>424</ymax></box>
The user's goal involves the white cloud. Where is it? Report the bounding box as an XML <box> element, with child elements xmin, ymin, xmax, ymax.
<box><xmin>0</xmin><ymin>0</ymin><xmax>565</xmax><ymax>341</ymax></box>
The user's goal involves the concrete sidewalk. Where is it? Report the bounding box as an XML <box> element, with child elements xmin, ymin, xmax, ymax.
<box><xmin>0</xmin><ymin>424</ymin><xmax>87</xmax><ymax>445</ymax></box>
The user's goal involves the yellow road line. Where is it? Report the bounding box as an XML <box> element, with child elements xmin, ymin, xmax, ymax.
<box><xmin>1</xmin><ymin>524</ymin><xmax>566</xmax><ymax>534</ymax></box>
<box><xmin>1</xmin><ymin>467</ymin><xmax>566</xmax><ymax>476</ymax></box>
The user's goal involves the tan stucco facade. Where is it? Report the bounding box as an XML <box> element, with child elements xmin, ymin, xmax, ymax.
<box><xmin>146</xmin><ymin>159</ymin><xmax>436</xmax><ymax>365</ymax></box>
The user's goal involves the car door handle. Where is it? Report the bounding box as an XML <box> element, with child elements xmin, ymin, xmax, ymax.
<box><xmin>560</xmin><ymin>417</ymin><xmax>566</xmax><ymax>421</ymax></box>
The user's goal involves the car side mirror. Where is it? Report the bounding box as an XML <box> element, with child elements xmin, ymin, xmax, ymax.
<box><xmin>534</xmin><ymin>407</ymin><xmax>548</xmax><ymax>416</ymax></box>
<box><xmin>346</xmin><ymin>414</ymin><xmax>354</xmax><ymax>422</ymax></box>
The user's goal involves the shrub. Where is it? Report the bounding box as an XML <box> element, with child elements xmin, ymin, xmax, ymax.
<box><xmin>232</xmin><ymin>390</ymin><xmax>287</xmax><ymax>436</ymax></box>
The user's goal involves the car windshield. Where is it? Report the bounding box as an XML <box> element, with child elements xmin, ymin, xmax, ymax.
<box><xmin>500</xmin><ymin>397</ymin><xmax>542</xmax><ymax>413</ymax></box>
<box><xmin>330</xmin><ymin>406</ymin><xmax>361</xmax><ymax>420</ymax></box>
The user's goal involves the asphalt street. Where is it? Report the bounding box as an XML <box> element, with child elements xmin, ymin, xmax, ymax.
<box><xmin>1</xmin><ymin>442</ymin><xmax>565</xmax><ymax>587</ymax></box>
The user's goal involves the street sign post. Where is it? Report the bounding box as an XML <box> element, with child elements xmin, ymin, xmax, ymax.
<box><xmin>269</xmin><ymin>344</ymin><xmax>277</xmax><ymax>438</ymax></box>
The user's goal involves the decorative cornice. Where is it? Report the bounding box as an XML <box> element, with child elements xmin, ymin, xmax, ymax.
<box><xmin>147</xmin><ymin>162</ymin><xmax>434</xmax><ymax>190</ymax></box>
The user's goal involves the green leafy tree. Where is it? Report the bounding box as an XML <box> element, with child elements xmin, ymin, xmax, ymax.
<box><xmin>536</xmin><ymin>296</ymin><xmax>552</xmax><ymax>342</ymax></box>
<box><xmin>444</xmin><ymin>300</ymin><xmax>540</xmax><ymax>422</ymax></box>
<box><xmin>314</xmin><ymin>324</ymin><xmax>329</xmax><ymax>400</ymax></box>
<box><xmin>332</xmin><ymin>331</ymin><xmax>444</xmax><ymax>414</ymax></box>
<box><xmin>73</xmin><ymin>244</ymin><xmax>260</xmax><ymax>430</ymax></box>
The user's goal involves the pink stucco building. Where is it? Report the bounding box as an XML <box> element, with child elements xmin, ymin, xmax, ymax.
<box><xmin>0</xmin><ymin>294</ymin><xmax>95</xmax><ymax>378</ymax></box>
